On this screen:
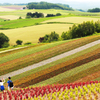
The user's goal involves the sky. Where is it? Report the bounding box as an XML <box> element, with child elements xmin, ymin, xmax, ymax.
<box><xmin>0</xmin><ymin>0</ymin><xmax>100</xmax><ymax>10</ymax></box>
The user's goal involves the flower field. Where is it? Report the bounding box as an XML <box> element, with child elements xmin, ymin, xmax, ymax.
<box><xmin>0</xmin><ymin>35</ymin><xmax>100</xmax><ymax>76</ymax></box>
<box><xmin>54</xmin><ymin>64</ymin><xmax>100</xmax><ymax>84</ymax></box>
<box><xmin>13</xmin><ymin>47</ymin><xmax>100</xmax><ymax>87</ymax></box>
<box><xmin>1</xmin><ymin>81</ymin><xmax>100</xmax><ymax>100</ymax></box>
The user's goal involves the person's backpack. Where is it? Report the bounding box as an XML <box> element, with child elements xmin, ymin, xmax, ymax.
<box><xmin>9</xmin><ymin>81</ymin><xmax>13</xmax><ymax>87</ymax></box>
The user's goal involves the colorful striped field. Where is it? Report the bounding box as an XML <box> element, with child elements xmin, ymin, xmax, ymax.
<box><xmin>0</xmin><ymin>35</ymin><xmax>100</xmax><ymax>76</ymax></box>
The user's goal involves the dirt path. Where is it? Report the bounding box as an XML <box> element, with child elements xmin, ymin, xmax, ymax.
<box><xmin>0</xmin><ymin>40</ymin><xmax>100</xmax><ymax>79</ymax></box>
<box><xmin>0</xmin><ymin>46</ymin><xmax>28</xmax><ymax>54</ymax></box>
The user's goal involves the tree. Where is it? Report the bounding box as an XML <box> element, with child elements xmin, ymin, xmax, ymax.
<box><xmin>56</xmin><ymin>13</ymin><xmax>61</xmax><ymax>16</ymax></box>
<box><xmin>16</xmin><ymin>40</ymin><xmax>23</xmax><ymax>45</ymax></box>
<box><xmin>46</xmin><ymin>14</ymin><xmax>55</xmax><ymax>17</ymax></box>
<box><xmin>27</xmin><ymin>1</ymin><xmax>73</xmax><ymax>10</ymax></box>
<box><xmin>26</xmin><ymin>12</ymin><xmax>44</xmax><ymax>18</ymax></box>
<box><xmin>66</xmin><ymin>21</ymin><xmax>97</xmax><ymax>39</ymax></box>
<box><xmin>41</xmin><ymin>32</ymin><xmax>59</xmax><ymax>43</ymax></box>
<box><xmin>0</xmin><ymin>33</ymin><xmax>9</xmax><ymax>48</ymax></box>
<box><xmin>49</xmin><ymin>31</ymin><xmax>59</xmax><ymax>42</ymax></box>
<box><xmin>61</xmin><ymin>32</ymin><xmax>68</xmax><ymax>40</ymax></box>
<box><xmin>39</xmin><ymin>37</ymin><xmax>44</xmax><ymax>42</ymax></box>
<box><xmin>19</xmin><ymin>16</ymin><xmax>22</xmax><ymax>19</ymax></box>
<box><xmin>88</xmin><ymin>8</ymin><xmax>100</xmax><ymax>12</ymax></box>
<box><xmin>42</xmin><ymin>34</ymin><xmax>50</xmax><ymax>42</ymax></box>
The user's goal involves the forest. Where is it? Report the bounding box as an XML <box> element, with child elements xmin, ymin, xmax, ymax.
<box><xmin>27</xmin><ymin>1</ymin><xmax>73</xmax><ymax>10</ymax></box>
<box><xmin>88</xmin><ymin>8</ymin><xmax>100</xmax><ymax>12</ymax></box>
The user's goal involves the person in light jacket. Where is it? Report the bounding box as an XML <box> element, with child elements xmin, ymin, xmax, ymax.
<box><xmin>0</xmin><ymin>78</ymin><xmax>5</xmax><ymax>91</ymax></box>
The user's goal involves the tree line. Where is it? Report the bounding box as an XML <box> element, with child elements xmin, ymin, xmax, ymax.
<box><xmin>87</xmin><ymin>8</ymin><xmax>100</xmax><ymax>12</ymax></box>
<box><xmin>26</xmin><ymin>12</ymin><xmax>61</xmax><ymax>18</ymax></box>
<box><xmin>26</xmin><ymin>12</ymin><xmax>44</xmax><ymax>18</ymax></box>
<box><xmin>27</xmin><ymin>1</ymin><xmax>73</xmax><ymax>10</ymax></box>
<box><xmin>39</xmin><ymin>20</ymin><xmax>100</xmax><ymax>43</ymax></box>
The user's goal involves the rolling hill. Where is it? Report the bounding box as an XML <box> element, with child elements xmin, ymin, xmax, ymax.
<box><xmin>0</xmin><ymin>3</ymin><xmax>100</xmax><ymax>100</ymax></box>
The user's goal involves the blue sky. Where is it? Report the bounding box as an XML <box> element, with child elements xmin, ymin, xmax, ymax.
<box><xmin>0</xmin><ymin>0</ymin><xmax>100</xmax><ymax>9</ymax></box>
<box><xmin>0</xmin><ymin>0</ymin><xmax>98</xmax><ymax>3</ymax></box>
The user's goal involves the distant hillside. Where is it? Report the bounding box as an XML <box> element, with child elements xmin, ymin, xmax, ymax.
<box><xmin>27</xmin><ymin>1</ymin><xmax>74</xmax><ymax>10</ymax></box>
<box><xmin>0</xmin><ymin>3</ymin><xmax>27</xmax><ymax>6</ymax></box>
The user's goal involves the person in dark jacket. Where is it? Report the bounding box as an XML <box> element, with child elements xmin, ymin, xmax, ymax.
<box><xmin>7</xmin><ymin>77</ymin><xmax>14</xmax><ymax>90</ymax></box>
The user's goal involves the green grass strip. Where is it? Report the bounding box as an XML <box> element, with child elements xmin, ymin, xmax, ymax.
<box><xmin>0</xmin><ymin>15</ymin><xmax>68</xmax><ymax>29</ymax></box>
<box><xmin>93</xmin><ymin>77</ymin><xmax>100</xmax><ymax>81</ymax></box>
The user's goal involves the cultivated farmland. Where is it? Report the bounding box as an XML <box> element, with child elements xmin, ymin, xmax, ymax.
<box><xmin>42</xmin><ymin>17</ymin><xmax>100</xmax><ymax>24</ymax></box>
<box><xmin>1</xmin><ymin>16</ymin><xmax>100</xmax><ymax>44</ymax></box>
<box><xmin>0</xmin><ymin>15</ymin><xmax>20</xmax><ymax>20</ymax></box>
<box><xmin>1</xmin><ymin>24</ymin><xmax>72</xmax><ymax>45</ymax></box>
<box><xmin>0</xmin><ymin>7</ymin><xmax>15</xmax><ymax>11</ymax></box>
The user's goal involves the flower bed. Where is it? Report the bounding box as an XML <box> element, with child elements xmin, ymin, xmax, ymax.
<box><xmin>0</xmin><ymin>81</ymin><xmax>100</xmax><ymax>100</ymax></box>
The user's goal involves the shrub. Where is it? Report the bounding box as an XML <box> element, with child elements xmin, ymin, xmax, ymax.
<box><xmin>2</xmin><ymin>42</ymin><xmax>9</xmax><ymax>48</ymax></box>
<box><xmin>56</xmin><ymin>13</ymin><xmax>61</xmax><ymax>16</ymax></box>
<box><xmin>24</xmin><ymin>42</ymin><xmax>32</xmax><ymax>45</ymax></box>
<box><xmin>42</xmin><ymin>32</ymin><xmax>59</xmax><ymax>43</ymax></box>
<box><xmin>26</xmin><ymin>16</ymin><xmax>31</xmax><ymax>19</ymax></box>
<box><xmin>19</xmin><ymin>16</ymin><xmax>22</xmax><ymax>19</ymax></box>
<box><xmin>0</xmin><ymin>33</ymin><xmax>9</xmax><ymax>48</ymax></box>
<box><xmin>39</xmin><ymin>37</ymin><xmax>44</xmax><ymax>43</ymax></box>
<box><xmin>46</xmin><ymin>14</ymin><xmax>55</xmax><ymax>17</ymax></box>
<box><xmin>16</xmin><ymin>40</ymin><xmax>23</xmax><ymax>45</ymax></box>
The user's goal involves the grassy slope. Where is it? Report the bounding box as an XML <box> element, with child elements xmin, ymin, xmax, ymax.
<box><xmin>0</xmin><ymin>18</ymin><xmax>4</xmax><ymax>21</ymax></box>
<box><xmin>0</xmin><ymin>15</ymin><xmax>68</xmax><ymax>29</ymax></box>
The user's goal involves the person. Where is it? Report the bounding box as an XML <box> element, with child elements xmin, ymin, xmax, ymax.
<box><xmin>0</xmin><ymin>78</ymin><xmax>5</xmax><ymax>91</ymax></box>
<box><xmin>7</xmin><ymin>77</ymin><xmax>14</xmax><ymax>90</ymax></box>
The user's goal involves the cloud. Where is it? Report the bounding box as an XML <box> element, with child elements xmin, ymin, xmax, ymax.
<box><xmin>64</xmin><ymin>0</ymin><xmax>95</xmax><ymax>1</ymax></box>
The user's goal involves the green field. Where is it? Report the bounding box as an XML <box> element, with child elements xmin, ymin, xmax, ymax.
<box><xmin>1</xmin><ymin>16</ymin><xmax>100</xmax><ymax>45</ymax></box>
<box><xmin>0</xmin><ymin>8</ymin><xmax>100</xmax><ymax>19</ymax></box>
<box><xmin>0</xmin><ymin>18</ymin><xmax>4</xmax><ymax>21</ymax></box>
